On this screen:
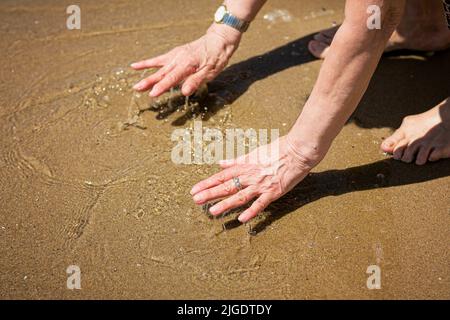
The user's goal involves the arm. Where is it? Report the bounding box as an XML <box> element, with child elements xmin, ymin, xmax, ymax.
<box><xmin>191</xmin><ymin>0</ymin><xmax>406</xmax><ymax>223</ymax></box>
<box><xmin>131</xmin><ymin>0</ymin><xmax>267</xmax><ymax>97</ymax></box>
<box><xmin>287</xmin><ymin>0</ymin><xmax>406</xmax><ymax>166</ymax></box>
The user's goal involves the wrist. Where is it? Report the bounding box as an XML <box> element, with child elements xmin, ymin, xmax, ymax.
<box><xmin>207</xmin><ymin>23</ymin><xmax>242</xmax><ymax>47</ymax></box>
<box><xmin>285</xmin><ymin>133</ymin><xmax>327</xmax><ymax>169</ymax></box>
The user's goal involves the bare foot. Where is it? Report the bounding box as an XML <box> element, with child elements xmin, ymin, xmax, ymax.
<box><xmin>308</xmin><ymin>25</ymin><xmax>450</xmax><ymax>59</ymax></box>
<box><xmin>381</xmin><ymin>98</ymin><xmax>450</xmax><ymax>165</ymax></box>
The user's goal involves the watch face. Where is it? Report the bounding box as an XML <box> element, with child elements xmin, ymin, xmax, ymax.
<box><xmin>214</xmin><ymin>5</ymin><xmax>226</xmax><ymax>23</ymax></box>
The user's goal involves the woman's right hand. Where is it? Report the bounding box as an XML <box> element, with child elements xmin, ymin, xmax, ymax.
<box><xmin>131</xmin><ymin>24</ymin><xmax>242</xmax><ymax>97</ymax></box>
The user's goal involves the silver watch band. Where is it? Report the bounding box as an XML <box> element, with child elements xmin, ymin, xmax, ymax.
<box><xmin>223</xmin><ymin>13</ymin><xmax>250</xmax><ymax>32</ymax></box>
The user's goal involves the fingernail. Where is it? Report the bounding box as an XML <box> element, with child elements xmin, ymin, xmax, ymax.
<box><xmin>238</xmin><ymin>215</ymin><xmax>246</xmax><ymax>223</ymax></box>
<box><xmin>209</xmin><ymin>206</ymin><xmax>218</xmax><ymax>215</ymax></box>
<box><xmin>193</xmin><ymin>194</ymin><xmax>202</xmax><ymax>203</ymax></box>
<box><xmin>182</xmin><ymin>85</ymin><xmax>190</xmax><ymax>95</ymax></box>
<box><xmin>130</xmin><ymin>63</ymin><xmax>137</xmax><ymax>68</ymax></box>
<box><xmin>133</xmin><ymin>83</ymin><xmax>142</xmax><ymax>90</ymax></box>
<box><xmin>149</xmin><ymin>87</ymin><xmax>158</xmax><ymax>97</ymax></box>
<box><xmin>190</xmin><ymin>185</ymin><xmax>200</xmax><ymax>195</ymax></box>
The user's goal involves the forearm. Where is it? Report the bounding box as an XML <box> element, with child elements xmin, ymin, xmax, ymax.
<box><xmin>223</xmin><ymin>0</ymin><xmax>267</xmax><ymax>21</ymax></box>
<box><xmin>287</xmin><ymin>0</ymin><xmax>404</xmax><ymax>166</ymax></box>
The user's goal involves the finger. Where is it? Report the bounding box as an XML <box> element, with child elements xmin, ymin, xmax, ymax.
<box><xmin>393</xmin><ymin>139</ymin><xmax>408</xmax><ymax>160</ymax></box>
<box><xmin>150</xmin><ymin>64</ymin><xmax>197</xmax><ymax>97</ymax></box>
<box><xmin>190</xmin><ymin>166</ymin><xmax>241</xmax><ymax>196</ymax></box>
<box><xmin>238</xmin><ymin>193</ymin><xmax>273</xmax><ymax>223</ymax></box>
<box><xmin>209</xmin><ymin>187</ymin><xmax>258</xmax><ymax>216</ymax></box>
<box><xmin>415</xmin><ymin>145</ymin><xmax>432</xmax><ymax>165</ymax></box>
<box><xmin>131</xmin><ymin>53</ymin><xmax>170</xmax><ymax>70</ymax></box>
<box><xmin>133</xmin><ymin>63</ymin><xmax>175</xmax><ymax>91</ymax></box>
<box><xmin>192</xmin><ymin>178</ymin><xmax>244</xmax><ymax>205</ymax></box>
<box><xmin>181</xmin><ymin>67</ymin><xmax>209</xmax><ymax>96</ymax></box>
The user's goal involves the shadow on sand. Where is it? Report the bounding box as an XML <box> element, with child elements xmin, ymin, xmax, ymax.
<box><xmin>148</xmin><ymin>33</ymin><xmax>317</xmax><ymax>125</ymax></box>
<box><xmin>151</xmin><ymin>32</ymin><xmax>450</xmax><ymax>232</ymax></box>
<box><xmin>149</xmin><ymin>32</ymin><xmax>450</xmax><ymax>128</ymax></box>
<box><xmin>251</xmin><ymin>158</ymin><xmax>450</xmax><ymax>233</ymax></box>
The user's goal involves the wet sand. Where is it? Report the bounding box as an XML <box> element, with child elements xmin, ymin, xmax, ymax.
<box><xmin>0</xmin><ymin>0</ymin><xmax>449</xmax><ymax>299</ymax></box>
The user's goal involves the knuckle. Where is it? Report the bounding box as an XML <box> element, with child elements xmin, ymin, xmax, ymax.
<box><xmin>156</xmin><ymin>70</ymin><xmax>167</xmax><ymax>80</ymax></box>
<box><xmin>205</xmin><ymin>74</ymin><xmax>215</xmax><ymax>81</ymax></box>
<box><xmin>223</xmin><ymin>182</ymin><xmax>233</xmax><ymax>193</ymax></box>
<box><xmin>161</xmin><ymin>67</ymin><xmax>170</xmax><ymax>76</ymax></box>
<box><xmin>255</xmin><ymin>197</ymin><xmax>266</xmax><ymax>206</ymax></box>
<box><xmin>166</xmin><ymin>73</ymin><xmax>177</xmax><ymax>83</ymax></box>
<box><xmin>274</xmin><ymin>188</ymin><xmax>283</xmax><ymax>198</ymax></box>
<box><xmin>270</xmin><ymin>181</ymin><xmax>283</xmax><ymax>197</ymax></box>
<box><xmin>237</xmin><ymin>192</ymin><xmax>248</xmax><ymax>203</ymax></box>
<box><xmin>217</xmin><ymin>173</ymin><xmax>226</xmax><ymax>183</ymax></box>
<box><xmin>254</xmin><ymin>200</ymin><xmax>266</xmax><ymax>211</ymax></box>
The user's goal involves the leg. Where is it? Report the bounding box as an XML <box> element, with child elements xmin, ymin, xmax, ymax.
<box><xmin>381</xmin><ymin>98</ymin><xmax>450</xmax><ymax>165</ymax></box>
<box><xmin>309</xmin><ymin>0</ymin><xmax>450</xmax><ymax>58</ymax></box>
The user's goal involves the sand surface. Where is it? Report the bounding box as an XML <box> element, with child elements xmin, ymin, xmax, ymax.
<box><xmin>0</xmin><ymin>0</ymin><xmax>449</xmax><ymax>299</ymax></box>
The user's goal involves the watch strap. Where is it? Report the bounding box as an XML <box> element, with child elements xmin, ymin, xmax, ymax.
<box><xmin>222</xmin><ymin>12</ymin><xmax>250</xmax><ymax>32</ymax></box>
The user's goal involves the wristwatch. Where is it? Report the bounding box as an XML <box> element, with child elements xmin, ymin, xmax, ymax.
<box><xmin>214</xmin><ymin>4</ymin><xmax>250</xmax><ymax>33</ymax></box>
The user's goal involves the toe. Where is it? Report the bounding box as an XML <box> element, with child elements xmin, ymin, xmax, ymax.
<box><xmin>308</xmin><ymin>40</ymin><xmax>330</xmax><ymax>59</ymax></box>
<box><xmin>401</xmin><ymin>142</ymin><xmax>420</xmax><ymax>163</ymax></box>
<box><xmin>393</xmin><ymin>140</ymin><xmax>408</xmax><ymax>160</ymax></box>
<box><xmin>321</xmin><ymin>26</ymin><xmax>339</xmax><ymax>38</ymax></box>
<box><xmin>415</xmin><ymin>146</ymin><xmax>432</xmax><ymax>165</ymax></box>
<box><xmin>381</xmin><ymin>129</ymin><xmax>405</xmax><ymax>154</ymax></box>
<box><xmin>429</xmin><ymin>148</ymin><xmax>443</xmax><ymax>162</ymax></box>
<box><xmin>313</xmin><ymin>32</ymin><xmax>323</xmax><ymax>41</ymax></box>
<box><xmin>313</xmin><ymin>32</ymin><xmax>333</xmax><ymax>45</ymax></box>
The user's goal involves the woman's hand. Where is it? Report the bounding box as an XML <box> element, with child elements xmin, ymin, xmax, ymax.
<box><xmin>131</xmin><ymin>24</ymin><xmax>241</xmax><ymax>97</ymax></box>
<box><xmin>190</xmin><ymin>136</ymin><xmax>320</xmax><ymax>223</ymax></box>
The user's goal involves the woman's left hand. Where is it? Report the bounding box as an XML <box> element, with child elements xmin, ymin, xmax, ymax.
<box><xmin>190</xmin><ymin>136</ymin><xmax>318</xmax><ymax>223</ymax></box>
